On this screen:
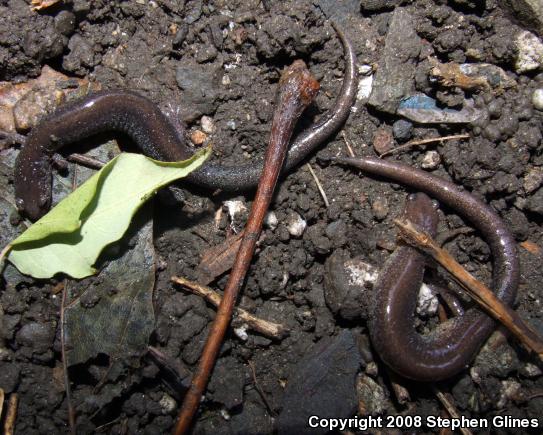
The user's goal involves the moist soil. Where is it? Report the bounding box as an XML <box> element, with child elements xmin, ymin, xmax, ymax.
<box><xmin>1</xmin><ymin>0</ymin><xmax>543</xmax><ymax>434</ymax></box>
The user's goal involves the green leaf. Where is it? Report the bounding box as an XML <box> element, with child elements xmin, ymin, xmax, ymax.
<box><xmin>7</xmin><ymin>148</ymin><xmax>210</xmax><ymax>279</ymax></box>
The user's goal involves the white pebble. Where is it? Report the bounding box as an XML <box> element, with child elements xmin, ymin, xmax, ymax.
<box><xmin>234</xmin><ymin>324</ymin><xmax>248</xmax><ymax>341</ymax></box>
<box><xmin>224</xmin><ymin>200</ymin><xmax>246</xmax><ymax>223</ymax></box>
<box><xmin>226</xmin><ymin>120</ymin><xmax>236</xmax><ymax>130</ymax></box>
<box><xmin>200</xmin><ymin>115</ymin><xmax>215</xmax><ymax>134</ymax></box>
<box><xmin>416</xmin><ymin>283</ymin><xmax>439</xmax><ymax>317</ymax></box>
<box><xmin>159</xmin><ymin>393</ymin><xmax>177</xmax><ymax>414</ymax></box>
<box><xmin>421</xmin><ymin>150</ymin><xmax>441</xmax><ymax>169</ymax></box>
<box><xmin>515</xmin><ymin>31</ymin><xmax>543</xmax><ymax>73</ymax></box>
<box><xmin>264</xmin><ymin>211</ymin><xmax>278</xmax><ymax>230</ymax></box>
<box><xmin>345</xmin><ymin>260</ymin><xmax>379</xmax><ymax>287</ymax></box>
<box><xmin>286</xmin><ymin>212</ymin><xmax>307</xmax><ymax>237</ymax></box>
<box><xmin>532</xmin><ymin>88</ymin><xmax>543</xmax><ymax>111</ymax></box>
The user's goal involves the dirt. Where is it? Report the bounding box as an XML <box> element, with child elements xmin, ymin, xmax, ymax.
<box><xmin>1</xmin><ymin>0</ymin><xmax>543</xmax><ymax>434</ymax></box>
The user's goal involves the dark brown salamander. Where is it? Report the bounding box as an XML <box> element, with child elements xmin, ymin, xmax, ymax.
<box><xmin>14</xmin><ymin>23</ymin><xmax>357</xmax><ymax>221</ymax></box>
<box><xmin>334</xmin><ymin>156</ymin><xmax>519</xmax><ymax>381</ymax></box>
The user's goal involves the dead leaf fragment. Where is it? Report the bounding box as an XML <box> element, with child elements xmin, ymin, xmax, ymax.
<box><xmin>520</xmin><ymin>240</ymin><xmax>541</xmax><ymax>255</ymax></box>
<box><xmin>196</xmin><ymin>231</ymin><xmax>244</xmax><ymax>284</ymax></box>
<box><xmin>64</xmin><ymin>209</ymin><xmax>156</xmax><ymax>366</ymax></box>
<box><xmin>31</xmin><ymin>0</ymin><xmax>62</xmax><ymax>11</ymax></box>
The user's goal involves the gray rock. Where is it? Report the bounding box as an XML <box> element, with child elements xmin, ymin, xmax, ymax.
<box><xmin>501</xmin><ymin>0</ymin><xmax>543</xmax><ymax>37</ymax></box>
<box><xmin>324</xmin><ymin>250</ymin><xmax>377</xmax><ymax>321</ymax></box>
<box><xmin>392</xmin><ymin>119</ymin><xmax>413</xmax><ymax>141</ymax></box>
<box><xmin>368</xmin><ymin>9</ymin><xmax>421</xmax><ymax>114</ymax></box>
<box><xmin>176</xmin><ymin>62</ymin><xmax>221</xmax><ymax>121</ymax></box>
<box><xmin>277</xmin><ymin>330</ymin><xmax>361</xmax><ymax>435</ymax></box>
<box><xmin>63</xmin><ymin>34</ymin><xmax>95</xmax><ymax>73</ymax></box>
<box><xmin>54</xmin><ymin>11</ymin><xmax>76</xmax><ymax>36</ymax></box>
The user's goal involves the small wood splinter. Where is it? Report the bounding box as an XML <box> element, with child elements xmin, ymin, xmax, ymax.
<box><xmin>171</xmin><ymin>276</ymin><xmax>289</xmax><ymax>340</ymax></box>
<box><xmin>394</xmin><ymin>217</ymin><xmax>543</xmax><ymax>359</ymax></box>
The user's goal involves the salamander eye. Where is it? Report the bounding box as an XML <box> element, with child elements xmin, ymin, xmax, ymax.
<box><xmin>407</xmin><ymin>193</ymin><xmax>417</xmax><ymax>201</ymax></box>
<box><xmin>431</xmin><ymin>199</ymin><xmax>439</xmax><ymax>210</ymax></box>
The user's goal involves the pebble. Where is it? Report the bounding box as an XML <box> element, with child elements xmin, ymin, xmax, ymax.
<box><xmin>416</xmin><ymin>283</ymin><xmax>439</xmax><ymax>317</ymax></box>
<box><xmin>277</xmin><ymin>331</ymin><xmax>361</xmax><ymax>435</ymax></box>
<box><xmin>233</xmin><ymin>324</ymin><xmax>248</xmax><ymax>341</ymax></box>
<box><xmin>224</xmin><ymin>200</ymin><xmax>247</xmax><ymax>224</ymax></box>
<box><xmin>54</xmin><ymin>10</ymin><xmax>76</xmax><ymax>36</ymax></box>
<box><xmin>264</xmin><ymin>211</ymin><xmax>278</xmax><ymax>230</ymax></box>
<box><xmin>286</xmin><ymin>212</ymin><xmax>307</xmax><ymax>238</ymax></box>
<box><xmin>532</xmin><ymin>88</ymin><xmax>543</xmax><ymax>110</ymax></box>
<box><xmin>324</xmin><ymin>250</ymin><xmax>377</xmax><ymax>321</ymax></box>
<box><xmin>200</xmin><ymin>115</ymin><xmax>215</xmax><ymax>134</ymax></box>
<box><xmin>190</xmin><ymin>129</ymin><xmax>207</xmax><ymax>145</ymax></box>
<box><xmin>392</xmin><ymin>119</ymin><xmax>413</xmax><ymax>141</ymax></box>
<box><xmin>356</xmin><ymin>374</ymin><xmax>387</xmax><ymax>415</ymax></box>
<box><xmin>159</xmin><ymin>393</ymin><xmax>177</xmax><ymax>414</ymax></box>
<box><xmin>421</xmin><ymin>150</ymin><xmax>441</xmax><ymax>169</ymax></box>
<box><xmin>523</xmin><ymin>167</ymin><xmax>543</xmax><ymax>193</ymax></box>
<box><xmin>371</xmin><ymin>197</ymin><xmax>389</xmax><ymax>220</ymax></box>
<box><xmin>372</xmin><ymin>127</ymin><xmax>394</xmax><ymax>155</ymax></box>
<box><xmin>515</xmin><ymin>31</ymin><xmax>543</xmax><ymax>73</ymax></box>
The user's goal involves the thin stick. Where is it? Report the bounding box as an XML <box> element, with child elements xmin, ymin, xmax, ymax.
<box><xmin>379</xmin><ymin>134</ymin><xmax>470</xmax><ymax>158</ymax></box>
<box><xmin>341</xmin><ymin>131</ymin><xmax>356</xmax><ymax>157</ymax></box>
<box><xmin>0</xmin><ymin>244</ymin><xmax>12</xmax><ymax>265</ymax></box>
<box><xmin>433</xmin><ymin>387</ymin><xmax>473</xmax><ymax>435</ymax></box>
<box><xmin>394</xmin><ymin>218</ymin><xmax>543</xmax><ymax>358</ymax></box>
<box><xmin>0</xmin><ymin>388</ymin><xmax>4</xmax><ymax>418</ymax></box>
<box><xmin>67</xmin><ymin>153</ymin><xmax>106</xmax><ymax>169</ymax></box>
<box><xmin>3</xmin><ymin>393</ymin><xmax>18</xmax><ymax>435</ymax></box>
<box><xmin>306</xmin><ymin>163</ymin><xmax>329</xmax><ymax>208</ymax></box>
<box><xmin>174</xmin><ymin>61</ymin><xmax>320</xmax><ymax>434</ymax></box>
<box><xmin>247</xmin><ymin>360</ymin><xmax>276</xmax><ymax>417</ymax></box>
<box><xmin>61</xmin><ymin>281</ymin><xmax>77</xmax><ymax>434</ymax></box>
<box><xmin>171</xmin><ymin>276</ymin><xmax>288</xmax><ymax>340</ymax></box>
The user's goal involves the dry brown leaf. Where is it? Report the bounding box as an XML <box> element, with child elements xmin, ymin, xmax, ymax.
<box><xmin>31</xmin><ymin>0</ymin><xmax>62</xmax><ymax>11</ymax></box>
<box><xmin>520</xmin><ymin>240</ymin><xmax>541</xmax><ymax>255</ymax></box>
<box><xmin>195</xmin><ymin>231</ymin><xmax>245</xmax><ymax>285</ymax></box>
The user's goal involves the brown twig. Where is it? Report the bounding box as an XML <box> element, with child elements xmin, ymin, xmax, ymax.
<box><xmin>61</xmin><ymin>281</ymin><xmax>77</xmax><ymax>434</ymax></box>
<box><xmin>0</xmin><ymin>388</ymin><xmax>4</xmax><ymax>418</ymax></box>
<box><xmin>394</xmin><ymin>218</ymin><xmax>543</xmax><ymax>358</ymax></box>
<box><xmin>306</xmin><ymin>163</ymin><xmax>329</xmax><ymax>208</ymax></box>
<box><xmin>379</xmin><ymin>134</ymin><xmax>470</xmax><ymax>158</ymax></box>
<box><xmin>433</xmin><ymin>387</ymin><xmax>473</xmax><ymax>435</ymax></box>
<box><xmin>3</xmin><ymin>393</ymin><xmax>18</xmax><ymax>435</ymax></box>
<box><xmin>341</xmin><ymin>131</ymin><xmax>357</xmax><ymax>157</ymax></box>
<box><xmin>67</xmin><ymin>153</ymin><xmax>106</xmax><ymax>169</ymax></box>
<box><xmin>171</xmin><ymin>276</ymin><xmax>289</xmax><ymax>340</ymax></box>
<box><xmin>174</xmin><ymin>61</ymin><xmax>320</xmax><ymax>434</ymax></box>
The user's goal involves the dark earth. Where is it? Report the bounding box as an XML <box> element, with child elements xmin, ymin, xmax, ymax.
<box><xmin>2</xmin><ymin>0</ymin><xmax>543</xmax><ymax>434</ymax></box>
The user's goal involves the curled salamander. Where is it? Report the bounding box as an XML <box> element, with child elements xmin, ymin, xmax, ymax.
<box><xmin>334</xmin><ymin>156</ymin><xmax>519</xmax><ymax>381</ymax></box>
<box><xmin>15</xmin><ymin>23</ymin><xmax>357</xmax><ymax>221</ymax></box>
